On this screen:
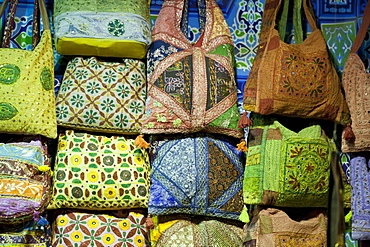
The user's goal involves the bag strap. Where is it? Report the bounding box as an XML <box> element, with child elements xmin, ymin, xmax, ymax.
<box><xmin>32</xmin><ymin>0</ymin><xmax>40</xmax><ymax>49</ymax></box>
<box><xmin>0</xmin><ymin>0</ymin><xmax>50</xmax><ymax>48</ymax></box>
<box><xmin>350</xmin><ymin>0</ymin><xmax>370</xmax><ymax>53</ymax></box>
<box><xmin>180</xmin><ymin>0</ymin><xmax>207</xmax><ymax>39</ymax></box>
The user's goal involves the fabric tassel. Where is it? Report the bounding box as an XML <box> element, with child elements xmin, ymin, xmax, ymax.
<box><xmin>238</xmin><ymin>112</ymin><xmax>252</xmax><ymax>128</ymax></box>
<box><xmin>239</xmin><ymin>205</ymin><xmax>250</xmax><ymax>223</ymax></box>
<box><xmin>343</xmin><ymin>124</ymin><xmax>355</xmax><ymax>143</ymax></box>
<box><xmin>146</xmin><ymin>215</ymin><xmax>155</xmax><ymax>229</ymax></box>
<box><xmin>345</xmin><ymin>211</ymin><xmax>352</xmax><ymax>224</ymax></box>
<box><xmin>134</xmin><ymin>135</ymin><xmax>150</xmax><ymax>149</ymax></box>
<box><xmin>236</xmin><ymin>139</ymin><xmax>248</xmax><ymax>152</ymax></box>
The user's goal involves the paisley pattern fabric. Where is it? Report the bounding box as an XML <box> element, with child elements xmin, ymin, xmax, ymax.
<box><xmin>52</xmin><ymin>210</ymin><xmax>150</xmax><ymax>247</ymax></box>
<box><xmin>50</xmin><ymin>130</ymin><xmax>150</xmax><ymax>210</ymax></box>
<box><xmin>242</xmin><ymin>0</ymin><xmax>350</xmax><ymax>125</ymax></box>
<box><xmin>0</xmin><ymin>219</ymin><xmax>52</xmax><ymax>246</ymax></box>
<box><xmin>0</xmin><ymin>0</ymin><xmax>57</xmax><ymax>138</ymax></box>
<box><xmin>0</xmin><ymin>140</ymin><xmax>51</xmax><ymax>226</ymax></box>
<box><xmin>148</xmin><ymin>133</ymin><xmax>244</xmax><ymax>221</ymax></box>
<box><xmin>56</xmin><ymin>57</ymin><xmax>147</xmax><ymax>134</ymax></box>
<box><xmin>53</xmin><ymin>0</ymin><xmax>151</xmax><ymax>58</ymax></box>
<box><xmin>350</xmin><ymin>155</ymin><xmax>370</xmax><ymax>240</ymax></box>
<box><xmin>150</xmin><ymin>216</ymin><xmax>243</xmax><ymax>247</ymax></box>
<box><xmin>142</xmin><ymin>0</ymin><xmax>243</xmax><ymax>138</ymax></box>
<box><xmin>242</xmin><ymin>208</ymin><xmax>327</xmax><ymax>247</ymax></box>
<box><xmin>242</xmin><ymin>119</ymin><xmax>335</xmax><ymax>208</ymax></box>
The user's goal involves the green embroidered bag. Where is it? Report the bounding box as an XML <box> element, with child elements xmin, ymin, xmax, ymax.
<box><xmin>49</xmin><ymin>130</ymin><xmax>150</xmax><ymax>210</ymax></box>
<box><xmin>55</xmin><ymin>57</ymin><xmax>147</xmax><ymax>135</ymax></box>
<box><xmin>242</xmin><ymin>117</ymin><xmax>336</xmax><ymax>209</ymax></box>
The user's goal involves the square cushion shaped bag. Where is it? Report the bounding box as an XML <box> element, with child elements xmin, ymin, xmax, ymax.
<box><xmin>341</xmin><ymin>0</ymin><xmax>370</xmax><ymax>153</ymax></box>
<box><xmin>49</xmin><ymin>130</ymin><xmax>150</xmax><ymax>210</ymax></box>
<box><xmin>141</xmin><ymin>0</ymin><xmax>243</xmax><ymax>139</ymax></box>
<box><xmin>242</xmin><ymin>114</ymin><xmax>336</xmax><ymax>208</ymax></box>
<box><xmin>242</xmin><ymin>0</ymin><xmax>350</xmax><ymax>126</ymax></box>
<box><xmin>0</xmin><ymin>139</ymin><xmax>52</xmax><ymax>227</ymax></box>
<box><xmin>53</xmin><ymin>0</ymin><xmax>151</xmax><ymax>59</ymax></box>
<box><xmin>242</xmin><ymin>208</ymin><xmax>327</xmax><ymax>247</ymax></box>
<box><xmin>0</xmin><ymin>0</ymin><xmax>57</xmax><ymax>139</ymax></box>
<box><xmin>55</xmin><ymin>56</ymin><xmax>147</xmax><ymax>135</ymax></box>
<box><xmin>52</xmin><ymin>210</ymin><xmax>150</xmax><ymax>247</ymax></box>
<box><xmin>148</xmin><ymin>132</ymin><xmax>245</xmax><ymax>221</ymax></box>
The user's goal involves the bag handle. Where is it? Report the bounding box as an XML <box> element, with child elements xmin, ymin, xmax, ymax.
<box><xmin>0</xmin><ymin>0</ymin><xmax>50</xmax><ymax>48</ymax></box>
<box><xmin>350</xmin><ymin>1</ymin><xmax>370</xmax><ymax>53</ymax></box>
<box><xmin>180</xmin><ymin>0</ymin><xmax>207</xmax><ymax>39</ymax></box>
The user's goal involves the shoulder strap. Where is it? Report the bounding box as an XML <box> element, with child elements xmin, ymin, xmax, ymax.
<box><xmin>350</xmin><ymin>0</ymin><xmax>370</xmax><ymax>53</ymax></box>
<box><xmin>0</xmin><ymin>0</ymin><xmax>49</xmax><ymax>48</ymax></box>
<box><xmin>180</xmin><ymin>0</ymin><xmax>207</xmax><ymax>39</ymax></box>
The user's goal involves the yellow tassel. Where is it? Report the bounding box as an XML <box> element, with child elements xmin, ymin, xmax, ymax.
<box><xmin>38</xmin><ymin>165</ymin><xmax>50</xmax><ymax>172</ymax></box>
<box><xmin>345</xmin><ymin>211</ymin><xmax>352</xmax><ymax>224</ymax></box>
<box><xmin>134</xmin><ymin>135</ymin><xmax>150</xmax><ymax>149</ymax></box>
<box><xmin>236</xmin><ymin>139</ymin><xmax>248</xmax><ymax>152</ymax></box>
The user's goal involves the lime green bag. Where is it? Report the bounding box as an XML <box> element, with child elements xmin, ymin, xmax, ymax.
<box><xmin>0</xmin><ymin>0</ymin><xmax>57</xmax><ymax>139</ymax></box>
<box><xmin>242</xmin><ymin>118</ymin><xmax>336</xmax><ymax>209</ymax></box>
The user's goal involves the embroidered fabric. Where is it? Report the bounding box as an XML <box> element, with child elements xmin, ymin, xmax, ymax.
<box><xmin>0</xmin><ymin>140</ymin><xmax>51</xmax><ymax>226</ymax></box>
<box><xmin>54</xmin><ymin>12</ymin><xmax>151</xmax><ymax>45</ymax></box>
<box><xmin>243</xmin><ymin>118</ymin><xmax>335</xmax><ymax>208</ymax></box>
<box><xmin>148</xmin><ymin>133</ymin><xmax>245</xmax><ymax>221</ymax></box>
<box><xmin>350</xmin><ymin>155</ymin><xmax>370</xmax><ymax>240</ymax></box>
<box><xmin>142</xmin><ymin>0</ymin><xmax>243</xmax><ymax>138</ymax></box>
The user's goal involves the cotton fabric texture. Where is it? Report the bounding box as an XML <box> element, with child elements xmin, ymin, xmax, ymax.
<box><xmin>142</xmin><ymin>0</ymin><xmax>243</xmax><ymax>138</ymax></box>
<box><xmin>52</xmin><ymin>210</ymin><xmax>150</xmax><ymax>247</ymax></box>
<box><xmin>341</xmin><ymin>0</ymin><xmax>370</xmax><ymax>153</ymax></box>
<box><xmin>150</xmin><ymin>216</ymin><xmax>244</xmax><ymax>247</ymax></box>
<box><xmin>148</xmin><ymin>133</ymin><xmax>245</xmax><ymax>221</ymax></box>
<box><xmin>50</xmin><ymin>130</ymin><xmax>150</xmax><ymax>210</ymax></box>
<box><xmin>243</xmin><ymin>208</ymin><xmax>327</xmax><ymax>246</ymax></box>
<box><xmin>56</xmin><ymin>57</ymin><xmax>147</xmax><ymax>135</ymax></box>
<box><xmin>53</xmin><ymin>0</ymin><xmax>151</xmax><ymax>59</ymax></box>
<box><xmin>0</xmin><ymin>0</ymin><xmax>57</xmax><ymax>138</ymax></box>
<box><xmin>0</xmin><ymin>140</ymin><xmax>51</xmax><ymax>226</ymax></box>
<box><xmin>242</xmin><ymin>0</ymin><xmax>350</xmax><ymax>125</ymax></box>
<box><xmin>242</xmin><ymin>118</ymin><xmax>335</xmax><ymax>208</ymax></box>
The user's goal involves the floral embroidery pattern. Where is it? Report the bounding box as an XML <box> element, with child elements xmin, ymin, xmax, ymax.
<box><xmin>277</xmin><ymin>50</ymin><xmax>328</xmax><ymax>102</ymax></box>
<box><xmin>108</xmin><ymin>19</ymin><xmax>125</xmax><ymax>37</ymax></box>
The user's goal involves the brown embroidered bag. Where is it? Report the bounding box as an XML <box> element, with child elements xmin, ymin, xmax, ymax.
<box><xmin>242</xmin><ymin>0</ymin><xmax>350</xmax><ymax>126</ymax></box>
<box><xmin>141</xmin><ymin>0</ymin><xmax>243</xmax><ymax>138</ymax></box>
<box><xmin>341</xmin><ymin>0</ymin><xmax>370</xmax><ymax>153</ymax></box>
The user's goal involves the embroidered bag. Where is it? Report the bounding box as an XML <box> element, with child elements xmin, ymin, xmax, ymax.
<box><xmin>242</xmin><ymin>116</ymin><xmax>335</xmax><ymax>208</ymax></box>
<box><xmin>52</xmin><ymin>210</ymin><xmax>150</xmax><ymax>247</ymax></box>
<box><xmin>150</xmin><ymin>216</ymin><xmax>244</xmax><ymax>247</ymax></box>
<box><xmin>55</xmin><ymin>57</ymin><xmax>147</xmax><ymax>135</ymax></box>
<box><xmin>148</xmin><ymin>133</ymin><xmax>245</xmax><ymax>221</ymax></box>
<box><xmin>0</xmin><ymin>139</ymin><xmax>52</xmax><ymax>227</ymax></box>
<box><xmin>350</xmin><ymin>154</ymin><xmax>370</xmax><ymax>240</ymax></box>
<box><xmin>53</xmin><ymin>0</ymin><xmax>151</xmax><ymax>59</ymax></box>
<box><xmin>242</xmin><ymin>208</ymin><xmax>327</xmax><ymax>246</ymax></box>
<box><xmin>242</xmin><ymin>0</ymin><xmax>350</xmax><ymax>125</ymax></box>
<box><xmin>341</xmin><ymin>0</ymin><xmax>370</xmax><ymax>153</ymax></box>
<box><xmin>0</xmin><ymin>0</ymin><xmax>57</xmax><ymax>139</ymax></box>
<box><xmin>141</xmin><ymin>0</ymin><xmax>243</xmax><ymax>139</ymax></box>
<box><xmin>0</xmin><ymin>217</ymin><xmax>52</xmax><ymax>246</ymax></box>
<box><xmin>49</xmin><ymin>130</ymin><xmax>150</xmax><ymax>210</ymax></box>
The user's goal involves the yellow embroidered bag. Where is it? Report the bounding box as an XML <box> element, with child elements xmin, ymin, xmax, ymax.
<box><xmin>0</xmin><ymin>0</ymin><xmax>57</xmax><ymax>139</ymax></box>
